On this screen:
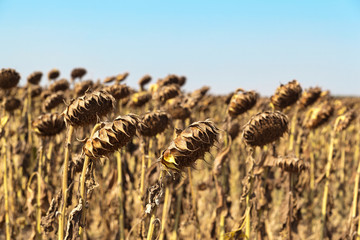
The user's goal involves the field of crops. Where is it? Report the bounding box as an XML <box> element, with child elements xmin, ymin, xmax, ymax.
<box><xmin>0</xmin><ymin>68</ymin><xmax>359</xmax><ymax>240</ymax></box>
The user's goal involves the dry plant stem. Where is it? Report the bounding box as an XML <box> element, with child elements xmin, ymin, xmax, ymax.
<box><xmin>287</xmin><ymin>172</ymin><xmax>293</xmax><ymax>240</ymax></box>
<box><xmin>339</xmin><ymin>131</ymin><xmax>346</xmax><ymax>183</ymax></box>
<box><xmin>140</xmin><ymin>137</ymin><xmax>147</xmax><ymax>209</ymax></box>
<box><xmin>187</xmin><ymin>167</ymin><xmax>200</xmax><ymax>235</ymax></box>
<box><xmin>147</xmin><ymin>170</ymin><xmax>164</xmax><ymax>240</ymax></box>
<box><xmin>2</xmin><ymin>130</ymin><xmax>10</xmax><ymax>240</ymax></box>
<box><xmin>36</xmin><ymin>142</ymin><xmax>44</xmax><ymax>239</ymax></box>
<box><xmin>309</xmin><ymin>131</ymin><xmax>316</xmax><ymax>194</ymax></box>
<box><xmin>320</xmin><ymin>129</ymin><xmax>336</xmax><ymax>240</ymax></box>
<box><xmin>170</xmin><ymin>184</ymin><xmax>184</xmax><ymax>240</ymax></box>
<box><xmin>27</xmin><ymin>86</ymin><xmax>33</xmax><ymax>146</ymax></box>
<box><xmin>79</xmin><ymin>123</ymin><xmax>103</xmax><ymax>239</ymax></box>
<box><xmin>58</xmin><ymin>125</ymin><xmax>74</xmax><ymax>240</ymax></box>
<box><xmin>350</xmin><ymin>120</ymin><xmax>360</xmax><ymax>236</ymax></box>
<box><xmin>159</xmin><ymin>185</ymin><xmax>171</xmax><ymax>240</ymax></box>
<box><xmin>245</xmin><ymin>150</ymin><xmax>255</xmax><ymax>240</ymax></box>
<box><xmin>147</xmin><ymin>138</ymin><xmax>153</xmax><ymax>168</ymax></box>
<box><xmin>288</xmin><ymin>107</ymin><xmax>298</xmax><ymax>152</ymax></box>
<box><xmin>117</xmin><ymin>150</ymin><xmax>125</xmax><ymax>240</ymax></box>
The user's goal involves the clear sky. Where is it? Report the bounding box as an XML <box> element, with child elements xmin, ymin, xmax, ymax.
<box><xmin>0</xmin><ymin>0</ymin><xmax>359</xmax><ymax>96</ymax></box>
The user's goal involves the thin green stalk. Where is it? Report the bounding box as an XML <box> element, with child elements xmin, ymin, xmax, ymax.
<box><xmin>58</xmin><ymin>125</ymin><xmax>74</xmax><ymax>240</ymax></box>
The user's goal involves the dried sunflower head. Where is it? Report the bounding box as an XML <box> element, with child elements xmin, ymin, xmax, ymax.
<box><xmin>4</xmin><ymin>97</ymin><xmax>21</xmax><ymax>112</ymax></box>
<box><xmin>160</xmin><ymin>120</ymin><xmax>219</xmax><ymax>172</ymax></box>
<box><xmin>63</xmin><ymin>90</ymin><xmax>115</xmax><ymax>127</ymax></box>
<box><xmin>83</xmin><ymin>114</ymin><xmax>139</xmax><ymax>159</ymax></box>
<box><xmin>27</xmin><ymin>71</ymin><xmax>43</xmax><ymax>85</ymax></box>
<box><xmin>48</xmin><ymin>69</ymin><xmax>60</xmax><ymax>80</ymax></box>
<box><xmin>74</xmin><ymin>80</ymin><xmax>94</xmax><ymax>97</ymax></box>
<box><xmin>138</xmin><ymin>74</ymin><xmax>152</xmax><ymax>91</ymax></box>
<box><xmin>298</xmin><ymin>87</ymin><xmax>322</xmax><ymax>108</ymax></box>
<box><xmin>138</xmin><ymin>111</ymin><xmax>170</xmax><ymax>137</ymax></box>
<box><xmin>0</xmin><ymin>68</ymin><xmax>20</xmax><ymax>89</ymax></box>
<box><xmin>43</xmin><ymin>92</ymin><xmax>65</xmax><ymax>112</ymax></box>
<box><xmin>33</xmin><ymin>113</ymin><xmax>65</xmax><ymax>137</ymax></box>
<box><xmin>270</xmin><ymin>80</ymin><xmax>302</xmax><ymax>110</ymax></box>
<box><xmin>166</xmin><ymin>98</ymin><xmax>191</xmax><ymax>120</ymax></box>
<box><xmin>335</xmin><ymin>110</ymin><xmax>356</xmax><ymax>133</ymax></box>
<box><xmin>155</xmin><ymin>84</ymin><xmax>181</xmax><ymax>104</ymax></box>
<box><xmin>129</xmin><ymin>91</ymin><xmax>152</xmax><ymax>108</ymax></box>
<box><xmin>242</xmin><ymin>111</ymin><xmax>289</xmax><ymax>147</ymax></box>
<box><xmin>303</xmin><ymin>102</ymin><xmax>333</xmax><ymax>129</ymax></box>
<box><xmin>71</xmin><ymin>68</ymin><xmax>87</xmax><ymax>80</ymax></box>
<box><xmin>227</xmin><ymin>89</ymin><xmax>258</xmax><ymax>118</ymax></box>
<box><xmin>104</xmin><ymin>84</ymin><xmax>131</xmax><ymax>100</ymax></box>
<box><xmin>49</xmin><ymin>79</ymin><xmax>69</xmax><ymax>93</ymax></box>
<box><xmin>276</xmin><ymin>156</ymin><xmax>308</xmax><ymax>174</ymax></box>
<box><xmin>30</xmin><ymin>85</ymin><xmax>42</xmax><ymax>98</ymax></box>
<box><xmin>115</xmin><ymin>72</ymin><xmax>129</xmax><ymax>83</ymax></box>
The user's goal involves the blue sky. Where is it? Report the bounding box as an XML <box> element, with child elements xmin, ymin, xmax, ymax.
<box><xmin>0</xmin><ymin>1</ymin><xmax>359</xmax><ymax>96</ymax></box>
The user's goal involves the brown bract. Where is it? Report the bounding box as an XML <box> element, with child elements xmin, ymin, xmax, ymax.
<box><xmin>242</xmin><ymin>111</ymin><xmax>289</xmax><ymax>147</ymax></box>
<box><xmin>138</xmin><ymin>111</ymin><xmax>170</xmax><ymax>137</ymax></box>
<box><xmin>83</xmin><ymin>114</ymin><xmax>139</xmax><ymax>159</ymax></box>
<box><xmin>43</xmin><ymin>92</ymin><xmax>65</xmax><ymax>112</ymax></box>
<box><xmin>160</xmin><ymin>120</ymin><xmax>219</xmax><ymax>172</ymax></box>
<box><xmin>335</xmin><ymin>110</ymin><xmax>356</xmax><ymax>133</ymax></box>
<box><xmin>4</xmin><ymin>97</ymin><xmax>21</xmax><ymax>112</ymax></box>
<box><xmin>303</xmin><ymin>102</ymin><xmax>333</xmax><ymax>129</ymax></box>
<box><xmin>49</xmin><ymin>79</ymin><xmax>69</xmax><ymax>93</ymax></box>
<box><xmin>33</xmin><ymin>113</ymin><xmax>65</xmax><ymax>137</ymax></box>
<box><xmin>299</xmin><ymin>87</ymin><xmax>322</xmax><ymax>108</ymax></box>
<box><xmin>227</xmin><ymin>89</ymin><xmax>258</xmax><ymax>118</ymax></box>
<box><xmin>63</xmin><ymin>90</ymin><xmax>115</xmax><ymax>127</ymax></box>
<box><xmin>27</xmin><ymin>71</ymin><xmax>43</xmax><ymax>85</ymax></box>
<box><xmin>0</xmin><ymin>68</ymin><xmax>20</xmax><ymax>89</ymax></box>
<box><xmin>71</xmin><ymin>68</ymin><xmax>87</xmax><ymax>80</ymax></box>
<box><xmin>104</xmin><ymin>84</ymin><xmax>131</xmax><ymax>100</ymax></box>
<box><xmin>48</xmin><ymin>69</ymin><xmax>60</xmax><ymax>80</ymax></box>
<box><xmin>270</xmin><ymin>80</ymin><xmax>302</xmax><ymax>110</ymax></box>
